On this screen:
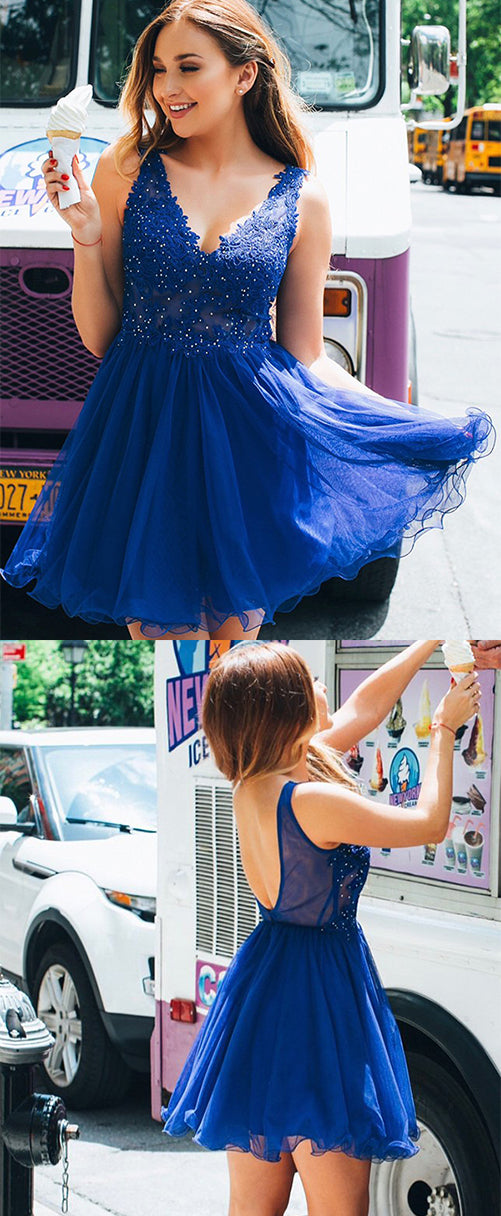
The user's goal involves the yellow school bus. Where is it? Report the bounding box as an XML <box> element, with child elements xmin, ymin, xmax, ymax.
<box><xmin>422</xmin><ymin>128</ymin><xmax>450</xmax><ymax>185</ymax></box>
<box><xmin>442</xmin><ymin>104</ymin><xmax>501</xmax><ymax>193</ymax></box>
<box><xmin>407</xmin><ymin>126</ymin><xmax>428</xmax><ymax>168</ymax></box>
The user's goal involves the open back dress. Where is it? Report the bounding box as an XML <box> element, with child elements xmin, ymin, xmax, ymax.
<box><xmin>161</xmin><ymin>779</ymin><xmax>421</xmax><ymax>1161</ymax></box>
<box><xmin>1</xmin><ymin>148</ymin><xmax>494</xmax><ymax>634</ymax></box>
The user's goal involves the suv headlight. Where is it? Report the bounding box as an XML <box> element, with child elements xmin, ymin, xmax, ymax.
<box><xmin>104</xmin><ymin>889</ymin><xmax>156</xmax><ymax>920</ymax></box>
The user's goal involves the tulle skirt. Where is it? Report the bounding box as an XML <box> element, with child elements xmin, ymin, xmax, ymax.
<box><xmin>161</xmin><ymin>919</ymin><xmax>421</xmax><ymax>1162</ymax></box>
<box><xmin>1</xmin><ymin>333</ymin><xmax>494</xmax><ymax>634</ymax></box>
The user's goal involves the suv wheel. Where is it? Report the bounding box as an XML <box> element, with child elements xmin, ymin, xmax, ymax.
<box><xmin>33</xmin><ymin>941</ymin><xmax>132</xmax><ymax>1108</ymax></box>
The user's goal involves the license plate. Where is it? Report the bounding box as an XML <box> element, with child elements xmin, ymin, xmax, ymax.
<box><xmin>0</xmin><ymin>468</ymin><xmax>47</xmax><ymax>522</ymax></box>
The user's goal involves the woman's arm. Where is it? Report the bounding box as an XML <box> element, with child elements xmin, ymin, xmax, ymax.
<box><xmin>314</xmin><ymin>641</ymin><xmax>441</xmax><ymax>754</ymax></box>
<box><xmin>295</xmin><ymin>674</ymin><xmax>479</xmax><ymax>849</ymax></box>
<box><xmin>42</xmin><ymin>144</ymin><xmax>125</xmax><ymax>357</ymax></box>
<box><xmin>275</xmin><ymin>177</ymin><xmax>385</xmax><ymax>401</ymax></box>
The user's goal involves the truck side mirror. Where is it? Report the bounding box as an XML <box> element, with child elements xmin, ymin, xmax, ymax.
<box><xmin>408</xmin><ymin>25</ymin><xmax>451</xmax><ymax>96</ymax></box>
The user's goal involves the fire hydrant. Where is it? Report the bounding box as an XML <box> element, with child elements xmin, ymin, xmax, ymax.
<box><xmin>0</xmin><ymin>972</ymin><xmax>79</xmax><ymax>1216</ymax></box>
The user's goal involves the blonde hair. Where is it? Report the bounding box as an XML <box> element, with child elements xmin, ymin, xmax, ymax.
<box><xmin>201</xmin><ymin>643</ymin><xmax>357</xmax><ymax>790</ymax></box>
<box><xmin>114</xmin><ymin>0</ymin><xmax>316</xmax><ymax>177</ymax></box>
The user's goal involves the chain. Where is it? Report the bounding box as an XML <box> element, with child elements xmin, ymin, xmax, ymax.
<box><xmin>60</xmin><ymin>1123</ymin><xmax>70</xmax><ymax>1214</ymax></box>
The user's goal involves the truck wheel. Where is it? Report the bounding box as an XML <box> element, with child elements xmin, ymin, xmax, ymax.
<box><xmin>369</xmin><ymin>1051</ymin><xmax>500</xmax><ymax>1216</ymax></box>
<box><xmin>322</xmin><ymin>553</ymin><xmax>400</xmax><ymax>604</ymax></box>
<box><xmin>33</xmin><ymin>941</ymin><xmax>132</xmax><ymax>1109</ymax></box>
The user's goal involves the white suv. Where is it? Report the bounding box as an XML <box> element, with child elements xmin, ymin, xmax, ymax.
<box><xmin>0</xmin><ymin>727</ymin><xmax>156</xmax><ymax>1108</ymax></box>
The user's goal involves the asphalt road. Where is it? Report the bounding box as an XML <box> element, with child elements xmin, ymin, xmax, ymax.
<box><xmin>3</xmin><ymin>181</ymin><xmax>500</xmax><ymax>641</ymax></box>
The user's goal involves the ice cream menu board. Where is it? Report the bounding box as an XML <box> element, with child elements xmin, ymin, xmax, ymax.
<box><xmin>339</xmin><ymin>668</ymin><xmax>495</xmax><ymax>890</ymax></box>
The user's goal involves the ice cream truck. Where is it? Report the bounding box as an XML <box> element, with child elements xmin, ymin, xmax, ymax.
<box><xmin>0</xmin><ymin>0</ymin><xmax>466</xmax><ymax>604</ymax></box>
<box><xmin>152</xmin><ymin>640</ymin><xmax>500</xmax><ymax>1216</ymax></box>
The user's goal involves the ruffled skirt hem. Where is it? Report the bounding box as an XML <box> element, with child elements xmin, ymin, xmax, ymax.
<box><xmin>161</xmin><ymin>1110</ymin><xmax>421</xmax><ymax>1164</ymax></box>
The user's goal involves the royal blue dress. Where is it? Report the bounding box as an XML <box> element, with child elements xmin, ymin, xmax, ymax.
<box><xmin>161</xmin><ymin>780</ymin><xmax>420</xmax><ymax>1162</ymax></box>
<box><xmin>1</xmin><ymin>150</ymin><xmax>494</xmax><ymax>634</ymax></box>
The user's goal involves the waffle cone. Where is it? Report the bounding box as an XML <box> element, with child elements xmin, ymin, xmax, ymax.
<box><xmin>47</xmin><ymin>128</ymin><xmax>81</xmax><ymax>139</ymax></box>
<box><xmin>450</xmin><ymin>663</ymin><xmax>475</xmax><ymax>674</ymax></box>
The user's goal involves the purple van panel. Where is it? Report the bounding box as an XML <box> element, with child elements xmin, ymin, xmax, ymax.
<box><xmin>0</xmin><ymin>448</ymin><xmax>60</xmax><ymax>469</ymax></box>
<box><xmin>151</xmin><ymin>997</ymin><xmax>199</xmax><ymax>1119</ymax></box>
<box><xmin>1</xmin><ymin>248</ymin><xmax>100</xmax><ymax>430</ymax></box>
<box><xmin>331</xmin><ymin>249</ymin><xmax>410</xmax><ymax>402</ymax></box>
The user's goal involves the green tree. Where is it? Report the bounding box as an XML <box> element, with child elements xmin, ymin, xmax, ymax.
<box><xmin>13</xmin><ymin>641</ymin><xmax>154</xmax><ymax>728</ymax></box>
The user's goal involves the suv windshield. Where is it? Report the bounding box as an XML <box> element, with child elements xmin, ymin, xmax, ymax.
<box><xmin>93</xmin><ymin>0</ymin><xmax>382</xmax><ymax>109</ymax></box>
<box><xmin>0</xmin><ymin>0</ymin><xmax>79</xmax><ymax>106</ymax></box>
<box><xmin>38</xmin><ymin>744</ymin><xmax>157</xmax><ymax>839</ymax></box>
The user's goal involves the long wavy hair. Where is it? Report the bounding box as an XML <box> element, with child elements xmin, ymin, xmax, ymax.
<box><xmin>201</xmin><ymin>643</ymin><xmax>357</xmax><ymax>789</ymax></box>
<box><xmin>115</xmin><ymin>0</ymin><xmax>316</xmax><ymax>178</ymax></box>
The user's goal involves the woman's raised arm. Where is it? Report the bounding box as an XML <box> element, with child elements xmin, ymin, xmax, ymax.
<box><xmin>298</xmin><ymin>673</ymin><xmax>480</xmax><ymax>849</ymax></box>
<box><xmin>315</xmin><ymin>641</ymin><xmax>441</xmax><ymax>753</ymax></box>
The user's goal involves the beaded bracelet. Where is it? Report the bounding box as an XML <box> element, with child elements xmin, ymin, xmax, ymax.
<box><xmin>430</xmin><ymin>720</ymin><xmax>456</xmax><ymax>738</ymax></box>
<box><xmin>72</xmin><ymin>233</ymin><xmax>103</xmax><ymax>247</ymax></box>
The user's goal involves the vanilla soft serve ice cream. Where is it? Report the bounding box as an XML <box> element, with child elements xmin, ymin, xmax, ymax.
<box><xmin>441</xmin><ymin>641</ymin><xmax>475</xmax><ymax>681</ymax></box>
<box><xmin>46</xmin><ymin>85</ymin><xmax>93</xmax><ymax>209</ymax></box>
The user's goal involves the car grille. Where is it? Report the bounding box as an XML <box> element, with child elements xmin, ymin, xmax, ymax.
<box><xmin>1</xmin><ymin>249</ymin><xmax>100</xmax><ymax>415</ymax></box>
<box><xmin>195</xmin><ymin>782</ymin><xmax>259</xmax><ymax>959</ymax></box>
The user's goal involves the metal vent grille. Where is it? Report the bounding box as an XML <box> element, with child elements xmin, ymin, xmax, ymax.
<box><xmin>1</xmin><ymin>250</ymin><xmax>100</xmax><ymax>405</ymax></box>
<box><xmin>195</xmin><ymin>782</ymin><xmax>259</xmax><ymax>959</ymax></box>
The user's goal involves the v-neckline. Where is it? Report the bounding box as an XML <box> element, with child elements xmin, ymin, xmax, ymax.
<box><xmin>154</xmin><ymin>150</ymin><xmax>292</xmax><ymax>258</ymax></box>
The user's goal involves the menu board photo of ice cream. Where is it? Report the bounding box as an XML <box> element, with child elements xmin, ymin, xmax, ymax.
<box><xmin>339</xmin><ymin>667</ymin><xmax>495</xmax><ymax>891</ymax></box>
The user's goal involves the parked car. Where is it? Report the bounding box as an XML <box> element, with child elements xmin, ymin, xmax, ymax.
<box><xmin>0</xmin><ymin>727</ymin><xmax>156</xmax><ymax>1108</ymax></box>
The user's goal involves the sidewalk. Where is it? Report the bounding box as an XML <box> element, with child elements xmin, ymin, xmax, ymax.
<box><xmin>33</xmin><ymin>1153</ymin><xmax>307</xmax><ymax>1216</ymax></box>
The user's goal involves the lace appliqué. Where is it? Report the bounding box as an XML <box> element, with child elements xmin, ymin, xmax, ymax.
<box><xmin>118</xmin><ymin>154</ymin><xmax>309</xmax><ymax>357</ymax></box>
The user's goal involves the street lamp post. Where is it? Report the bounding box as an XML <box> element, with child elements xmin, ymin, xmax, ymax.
<box><xmin>60</xmin><ymin>641</ymin><xmax>88</xmax><ymax>725</ymax></box>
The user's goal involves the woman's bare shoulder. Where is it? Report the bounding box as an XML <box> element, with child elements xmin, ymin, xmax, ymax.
<box><xmin>292</xmin><ymin>779</ymin><xmax>354</xmax><ymax>807</ymax></box>
<box><xmin>297</xmin><ymin>171</ymin><xmax>330</xmax><ymax>222</ymax></box>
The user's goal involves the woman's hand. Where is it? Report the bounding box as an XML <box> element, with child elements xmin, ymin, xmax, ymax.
<box><xmin>42</xmin><ymin>152</ymin><xmax>102</xmax><ymax>243</ymax></box>
<box><xmin>433</xmin><ymin>671</ymin><xmax>481</xmax><ymax>732</ymax></box>
<box><xmin>470</xmin><ymin>641</ymin><xmax>501</xmax><ymax>670</ymax></box>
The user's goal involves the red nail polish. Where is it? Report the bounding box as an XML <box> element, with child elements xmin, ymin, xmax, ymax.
<box><xmin>62</xmin><ymin>185</ymin><xmax>70</xmax><ymax>191</ymax></box>
<box><xmin>61</xmin><ymin>174</ymin><xmax>69</xmax><ymax>181</ymax></box>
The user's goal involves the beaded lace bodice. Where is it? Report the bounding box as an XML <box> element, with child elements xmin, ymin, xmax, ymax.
<box><xmin>118</xmin><ymin>150</ymin><xmax>309</xmax><ymax>356</ymax></box>
<box><xmin>258</xmin><ymin>781</ymin><xmax>371</xmax><ymax>936</ymax></box>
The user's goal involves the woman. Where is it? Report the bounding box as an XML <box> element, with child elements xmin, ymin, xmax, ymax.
<box><xmin>161</xmin><ymin>640</ymin><xmax>481</xmax><ymax>1215</ymax></box>
<box><xmin>0</xmin><ymin>0</ymin><xmax>494</xmax><ymax>639</ymax></box>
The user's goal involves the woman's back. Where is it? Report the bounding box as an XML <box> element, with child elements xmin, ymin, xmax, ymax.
<box><xmin>234</xmin><ymin>779</ymin><xmax>370</xmax><ymax>932</ymax></box>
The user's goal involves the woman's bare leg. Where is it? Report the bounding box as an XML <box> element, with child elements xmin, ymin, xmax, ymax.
<box><xmin>227</xmin><ymin>1150</ymin><xmax>295</xmax><ymax>1216</ymax></box>
<box><xmin>127</xmin><ymin>621</ymin><xmax>210</xmax><ymax>640</ymax></box>
<box><xmin>291</xmin><ymin>1142</ymin><xmax>371</xmax><ymax>1216</ymax></box>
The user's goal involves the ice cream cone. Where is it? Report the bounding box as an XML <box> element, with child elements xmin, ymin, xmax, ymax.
<box><xmin>45</xmin><ymin>85</ymin><xmax>92</xmax><ymax>210</ymax></box>
<box><xmin>442</xmin><ymin>641</ymin><xmax>475</xmax><ymax>683</ymax></box>
<box><xmin>449</xmin><ymin>661</ymin><xmax>475</xmax><ymax>683</ymax></box>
